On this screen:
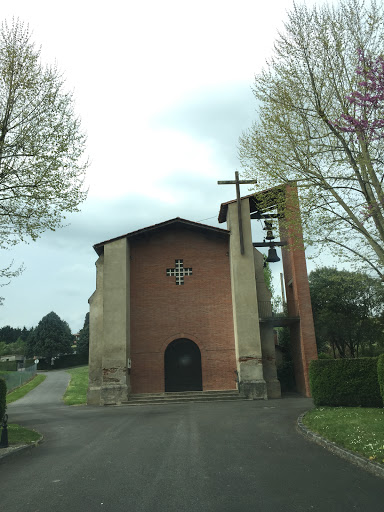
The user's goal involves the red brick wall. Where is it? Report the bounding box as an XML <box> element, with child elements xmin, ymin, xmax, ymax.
<box><xmin>279</xmin><ymin>185</ymin><xmax>318</xmax><ymax>397</ymax></box>
<box><xmin>129</xmin><ymin>226</ymin><xmax>237</xmax><ymax>393</ymax></box>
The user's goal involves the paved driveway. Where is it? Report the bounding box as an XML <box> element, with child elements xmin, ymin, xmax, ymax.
<box><xmin>1</xmin><ymin>371</ymin><xmax>384</xmax><ymax>512</ymax></box>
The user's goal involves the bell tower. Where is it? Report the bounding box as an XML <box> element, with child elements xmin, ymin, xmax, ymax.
<box><xmin>218</xmin><ymin>182</ymin><xmax>317</xmax><ymax>397</ymax></box>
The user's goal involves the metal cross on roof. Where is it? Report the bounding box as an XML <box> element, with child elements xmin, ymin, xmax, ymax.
<box><xmin>166</xmin><ymin>259</ymin><xmax>192</xmax><ymax>285</ymax></box>
<box><xmin>218</xmin><ymin>171</ymin><xmax>257</xmax><ymax>254</ymax></box>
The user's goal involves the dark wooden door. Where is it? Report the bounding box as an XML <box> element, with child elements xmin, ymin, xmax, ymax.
<box><xmin>164</xmin><ymin>338</ymin><xmax>202</xmax><ymax>392</ymax></box>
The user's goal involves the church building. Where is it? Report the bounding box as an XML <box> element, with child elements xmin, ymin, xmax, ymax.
<box><xmin>87</xmin><ymin>184</ymin><xmax>318</xmax><ymax>405</ymax></box>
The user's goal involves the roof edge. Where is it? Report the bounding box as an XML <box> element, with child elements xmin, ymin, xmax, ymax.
<box><xmin>93</xmin><ymin>217</ymin><xmax>230</xmax><ymax>255</ymax></box>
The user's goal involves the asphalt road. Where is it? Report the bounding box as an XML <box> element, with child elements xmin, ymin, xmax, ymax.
<box><xmin>1</xmin><ymin>371</ymin><xmax>384</xmax><ymax>512</ymax></box>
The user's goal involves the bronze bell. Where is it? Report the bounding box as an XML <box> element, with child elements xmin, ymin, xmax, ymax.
<box><xmin>266</xmin><ymin>247</ymin><xmax>280</xmax><ymax>263</ymax></box>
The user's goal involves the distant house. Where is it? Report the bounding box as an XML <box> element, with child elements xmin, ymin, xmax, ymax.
<box><xmin>0</xmin><ymin>354</ymin><xmax>25</xmax><ymax>363</ymax></box>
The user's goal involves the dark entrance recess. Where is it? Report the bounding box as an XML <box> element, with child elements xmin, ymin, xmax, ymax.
<box><xmin>164</xmin><ymin>338</ymin><xmax>202</xmax><ymax>392</ymax></box>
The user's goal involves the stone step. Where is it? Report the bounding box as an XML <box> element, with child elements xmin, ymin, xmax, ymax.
<box><xmin>121</xmin><ymin>390</ymin><xmax>243</xmax><ymax>406</ymax></box>
<box><xmin>131</xmin><ymin>390</ymin><xmax>239</xmax><ymax>399</ymax></box>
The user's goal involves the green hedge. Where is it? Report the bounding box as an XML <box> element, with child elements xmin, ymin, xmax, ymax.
<box><xmin>378</xmin><ymin>354</ymin><xmax>384</xmax><ymax>404</ymax></box>
<box><xmin>0</xmin><ymin>378</ymin><xmax>6</xmax><ymax>420</ymax></box>
<box><xmin>0</xmin><ymin>361</ymin><xmax>18</xmax><ymax>371</ymax></box>
<box><xmin>37</xmin><ymin>353</ymin><xmax>88</xmax><ymax>370</ymax></box>
<box><xmin>309</xmin><ymin>357</ymin><xmax>383</xmax><ymax>407</ymax></box>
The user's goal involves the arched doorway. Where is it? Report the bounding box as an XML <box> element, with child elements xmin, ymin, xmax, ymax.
<box><xmin>164</xmin><ymin>338</ymin><xmax>202</xmax><ymax>392</ymax></box>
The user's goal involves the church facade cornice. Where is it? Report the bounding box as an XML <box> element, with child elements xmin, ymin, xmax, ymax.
<box><xmin>93</xmin><ymin>217</ymin><xmax>230</xmax><ymax>256</ymax></box>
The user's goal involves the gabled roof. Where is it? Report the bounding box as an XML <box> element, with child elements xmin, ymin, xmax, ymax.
<box><xmin>93</xmin><ymin>217</ymin><xmax>229</xmax><ymax>255</ymax></box>
<box><xmin>218</xmin><ymin>184</ymin><xmax>287</xmax><ymax>223</ymax></box>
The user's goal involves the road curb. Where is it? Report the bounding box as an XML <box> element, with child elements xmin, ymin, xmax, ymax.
<box><xmin>297</xmin><ymin>412</ymin><xmax>384</xmax><ymax>480</ymax></box>
<box><xmin>0</xmin><ymin>435</ymin><xmax>43</xmax><ymax>462</ymax></box>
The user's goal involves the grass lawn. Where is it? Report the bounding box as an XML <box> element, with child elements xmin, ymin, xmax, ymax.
<box><xmin>7</xmin><ymin>423</ymin><xmax>42</xmax><ymax>445</ymax></box>
<box><xmin>6</xmin><ymin>374</ymin><xmax>47</xmax><ymax>404</ymax></box>
<box><xmin>303</xmin><ymin>407</ymin><xmax>384</xmax><ymax>463</ymax></box>
<box><xmin>63</xmin><ymin>366</ymin><xmax>88</xmax><ymax>405</ymax></box>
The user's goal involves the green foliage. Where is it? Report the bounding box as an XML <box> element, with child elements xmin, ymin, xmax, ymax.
<box><xmin>36</xmin><ymin>353</ymin><xmax>88</xmax><ymax>370</ymax></box>
<box><xmin>0</xmin><ymin>377</ymin><xmax>6</xmax><ymax>419</ymax></box>
<box><xmin>262</xmin><ymin>261</ymin><xmax>274</xmax><ymax>295</ymax></box>
<box><xmin>51</xmin><ymin>353</ymin><xmax>88</xmax><ymax>369</ymax></box>
<box><xmin>0</xmin><ymin>19</ymin><xmax>87</xmax><ymax>302</ymax></box>
<box><xmin>0</xmin><ymin>361</ymin><xmax>18</xmax><ymax>371</ymax></box>
<box><xmin>76</xmin><ymin>313</ymin><xmax>89</xmax><ymax>356</ymax></box>
<box><xmin>0</xmin><ymin>20</ymin><xmax>87</xmax><ymax>250</ymax></box>
<box><xmin>317</xmin><ymin>352</ymin><xmax>333</xmax><ymax>360</ymax></box>
<box><xmin>309</xmin><ymin>267</ymin><xmax>384</xmax><ymax>358</ymax></box>
<box><xmin>27</xmin><ymin>312</ymin><xmax>73</xmax><ymax>360</ymax></box>
<box><xmin>0</xmin><ymin>326</ymin><xmax>30</xmax><ymax>344</ymax></box>
<box><xmin>239</xmin><ymin>0</ymin><xmax>384</xmax><ymax>277</ymax></box>
<box><xmin>309</xmin><ymin>358</ymin><xmax>382</xmax><ymax>407</ymax></box>
<box><xmin>378</xmin><ymin>354</ymin><xmax>384</xmax><ymax>403</ymax></box>
<box><xmin>0</xmin><ymin>338</ymin><xmax>26</xmax><ymax>356</ymax></box>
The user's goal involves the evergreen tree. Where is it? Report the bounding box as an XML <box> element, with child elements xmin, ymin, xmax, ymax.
<box><xmin>27</xmin><ymin>312</ymin><xmax>73</xmax><ymax>360</ymax></box>
<box><xmin>77</xmin><ymin>313</ymin><xmax>89</xmax><ymax>356</ymax></box>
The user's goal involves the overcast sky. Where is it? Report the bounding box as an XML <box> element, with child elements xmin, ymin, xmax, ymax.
<box><xmin>1</xmin><ymin>0</ymin><xmax>321</xmax><ymax>333</ymax></box>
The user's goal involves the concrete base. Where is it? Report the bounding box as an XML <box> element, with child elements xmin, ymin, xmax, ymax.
<box><xmin>240</xmin><ymin>380</ymin><xmax>267</xmax><ymax>400</ymax></box>
<box><xmin>87</xmin><ymin>386</ymin><xmax>102</xmax><ymax>405</ymax></box>
<box><xmin>100</xmin><ymin>384</ymin><xmax>130</xmax><ymax>405</ymax></box>
<box><xmin>266</xmin><ymin>379</ymin><xmax>282</xmax><ymax>399</ymax></box>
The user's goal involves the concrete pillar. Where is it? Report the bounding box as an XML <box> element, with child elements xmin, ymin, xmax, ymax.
<box><xmin>101</xmin><ymin>238</ymin><xmax>131</xmax><ymax>405</ymax></box>
<box><xmin>87</xmin><ymin>238</ymin><xmax>131</xmax><ymax>405</ymax></box>
<box><xmin>227</xmin><ymin>198</ymin><xmax>267</xmax><ymax>399</ymax></box>
<box><xmin>87</xmin><ymin>254</ymin><xmax>104</xmax><ymax>405</ymax></box>
<box><xmin>253</xmin><ymin>250</ymin><xmax>281</xmax><ymax>399</ymax></box>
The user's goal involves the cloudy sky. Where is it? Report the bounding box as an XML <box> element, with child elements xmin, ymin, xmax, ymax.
<box><xmin>1</xmin><ymin>0</ymin><xmax>319</xmax><ymax>333</ymax></box>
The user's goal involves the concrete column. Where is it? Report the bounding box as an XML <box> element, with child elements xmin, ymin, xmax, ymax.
<box><xmin>87</xmin><ymin>254</ymin><xmax>104</xmax><ymax>405</ymax></box>
<box><xmin>100</xmin><ymin>238</ymin><xmax>131</xmax><ymax>405</ymax></box>
<box><xmin>253</xmin><ymin>250</ymin><xmax>281</xmax><ymax>399</ymax></box>
<box><xmin>227</xmin><ymin>198</ymin><xmax>267</xmax><ymax>399</ymax></box>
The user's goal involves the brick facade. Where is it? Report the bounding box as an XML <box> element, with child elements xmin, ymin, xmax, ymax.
<box><xmin>278</xmin><ymin>185</ymin><xmax>318</xmax><ymax>396</ymax></box>
<box><xmin>129</xmin><ymin>225</ymin><xmax>237</xmax><ymax>393</ymax></box>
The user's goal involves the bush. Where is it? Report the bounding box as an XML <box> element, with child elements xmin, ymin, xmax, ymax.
<box><xmin>317</xmin><ymin>352</ymin><xmax>333</xmax><ymax>359</ymax></box>
<box><xmin>0</xmin><ymin>361</ymin><xmax>18</xmax><ymax>371</ymax></box>
<box><xmin>53</xmin><ymin>353</ymin><xmax>88</xmax><ymax>369</ymax></box>
<box><xmin>36</xmin><ymin>353</ymin><xmax>88</xmax><ymax>370</ymax></box>
<box><xmin>378</xmin><ymin>354</ymin><xmax>384</xmax><ymax>404</ymax></box>
<box><xmin>0</xmin><ymin>378</ymin><xmax>6</xmax><ymax>420</ymax></box>
<box><xmin>309</xmin><ymin>357</ymin><xmax>382</xmax><ymax>407</ymax></box>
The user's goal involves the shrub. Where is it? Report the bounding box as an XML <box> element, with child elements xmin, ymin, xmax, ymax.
<box><xmin>0</xmin><ymin>361</ymin><xmax>18</xmax><ymax>371</ymax></box>
<box><xmin>378</xmin><ymin>354</ymin><xmax>384</xmax><ymax>404</ymax></box>
<box><xmin>0</xmin><ymin>378</ymin><xmax>6</xmax><ymax>420</ymax></box>
<box><xmin>309</xmin><ymin>357</ymin><xmax>382</xmax><ymax>407</ymax></box>
<box><xmin>36</xmin><ymin>353</ymin><xmax>88</xmax><ymax>370</ymax></box>
<box><xmin>53</xmin><ymin>353</ymin><xmax>88</xmax><ymax>369</ymax></box>
<box><xmin>317</xmin><ymin>352</ymin><xmax>333</xmax><ymax>359</ymax></box>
